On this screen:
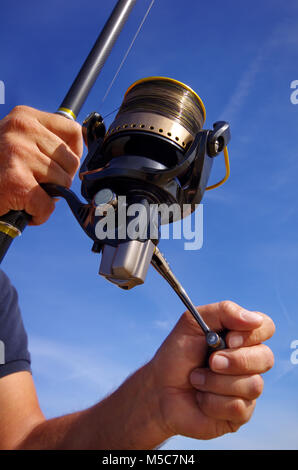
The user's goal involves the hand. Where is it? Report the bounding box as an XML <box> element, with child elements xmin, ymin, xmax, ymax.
<box><xmin>0</xmin><ymin>300</ymin><xmax>275</xmax><ymax>450</ymax></box>
<box><xmin>149</xmin><ymin>300</ymin><xmax>275</xmax><ymax>441</ymax></box>
<box><xmin>0</xmin><ymin>105</ymin><xmax>83</xmax><ymax>225</ymax></box>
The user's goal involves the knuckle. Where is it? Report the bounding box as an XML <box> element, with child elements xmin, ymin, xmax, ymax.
<box><xmin>60</xmin><ymin>145</ymin><xmax>80</xmax><ymax>174</ymax></box>
<box><xmin>237</xmin><ymin>350</ymin><xmax>251</xmax><ymax>372</ymax></box>
<box><xmin>68</xmin><ymin>120</ymin><xmax>82</xmax><ymax>140</ymax></box>
<box><xmin>71</xmin><ymin>120</ymin><xmax>82</xmax><ymax>136</ymax></box>
<box><xmin>230</xmin><ymin>398</ymin><xmax>248</xmax><ymax>422</ymax></box>
<box><xmin>249</xmin><ymin>329</ymin><xmax>262</xmax><ymax>345</ymax></box>
<box><xmin>219</xmin><ymin>300</ymin><xmax>238</xmax><ymax>315</ymax></box>
<box><xmin>69</xmin><ymin>152</ymin><xmax>81</xmax><ymax>171</ymax></box>
<box><xmin>5</xmin><ymin>110</ymin><xmax>31</xmax><ymax>134</ymax></box>
<box><xmin>262</xmin><ymin>345</ymin><xmax>275</xmax><ymax>371</ymax></box>
<box><xmin>248</xmin><ymin>375</ymin><xmax>264</xmax><ymax>398</ymax></box>
<box><xmin>11</xmin><ymin>105</ymin><xmax>31</xmax><ymax>114</ymax></box>
<box><xmin>0</xmin><ymin>106</ymin><xmax>32</xmax><ymax>134</ymax></box>
<box><xmin>72</xmin><ymin>126</ymin><xmax>83</xmax><ymax>157</ymax></box>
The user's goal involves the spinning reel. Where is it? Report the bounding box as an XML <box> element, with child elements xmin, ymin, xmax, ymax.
<box><xmin>45</xmin><ymin>76</ymin><xmax>231</xmax><ymax>352</ymax></box>
<box><xmin>74</xmin><ymin>76</ymin><xmax>231</xmax><ymax>290</ymax></box>
<box><xmin>0</xmin><ymin>1</ymin><xmax>231</xmax><ymax>354</ymax></box>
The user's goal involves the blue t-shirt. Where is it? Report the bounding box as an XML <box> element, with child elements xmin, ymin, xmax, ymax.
<box><xmin>0</xmin><ymin>270</ymin><xmax>31</xmax><ymax>378</ymax></box>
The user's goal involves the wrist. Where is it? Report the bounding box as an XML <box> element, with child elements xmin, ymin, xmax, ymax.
<box><xmin>92</xmin><ymin>361</ymin><xmax>172</xmax><ymax>449</ymax></box>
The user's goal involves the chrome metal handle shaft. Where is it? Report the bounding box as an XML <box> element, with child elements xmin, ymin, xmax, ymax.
<box><xmin>151</xmin><ymin>247</ymin><xmax>225</xmax><ymax>350</ymax></box>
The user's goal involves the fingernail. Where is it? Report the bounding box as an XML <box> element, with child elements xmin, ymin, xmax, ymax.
<box><xmin>229</xmin><ymin>334</ymin><xmax>243</xmax><ymax>348</ymax></box>
<box><xmin>240</xmin><ymin>310</ymin><xmax>263</xmax><ymax>323</ymax></box>
<box><xmin>190</xmin><ymin>370</ymin><xmax>206</xmax><ymax>386</ymax></box>
<box><xmin>212</xmin><ymin>354</ymin><xmax>229</xmax><ymax>370</ymax></box>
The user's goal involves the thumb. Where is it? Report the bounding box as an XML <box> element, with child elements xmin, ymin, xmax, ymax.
<box><xmin>193</xmin><ymin>301</ymin><xmax>264</xmax><ymax>333</ymax></box>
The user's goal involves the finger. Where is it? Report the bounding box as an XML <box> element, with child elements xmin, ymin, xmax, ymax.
<box><xmin>226</xmin><ymin>313</ymin><xmax>276</xmax><ymax>348</ymax></box>
<box><xmin>25</xmin><ymin>148</ymin><xmax>73</xmax><ymax>189</ymax></box>
<box><xmin>196</xmin><ymin>391</ymin><xmax>256</xmax><ymax>425</ymax></box>
<box><xmin>35</xmin><ymin>127</ymin><xmax>81</xmax><ymax>178</ymax></box>
<box><xmin>190</xmin><ymin>369</ymin><xmax>264</xmax><ymax>400</ymax></box>
<box><xmin>35</xmin><ymin>110</ymin><xmax>83</xmax><ymax>157</ymax></box>
<box><xmin>0</xmin><ymin>170</ymin><xmax>56</xmax><ymax>226</ymax></box>
<box><xmin>210</xmin><ymin>344</ymin><xmax>274</xmax><ymax>376</ymax></box>
<box><xmin>23</xmin><ymin>178</ymin><xmax>56</xmax><ymax>225</ymax></box>
<box><xmin>186</xmin><ymin>301</ymin><xmax>264</xmax><ymax>333</ymax></box>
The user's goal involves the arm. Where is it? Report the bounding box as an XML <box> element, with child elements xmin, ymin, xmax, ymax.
<box><xmin>0</xmin><ymin>107</ymin><xmax>275</xmax><ymax>449</ymax></box>
<box><xmin>0</xmin><ymin>301</ymin><xmax>275</xmax><ymax>449</ymax></box>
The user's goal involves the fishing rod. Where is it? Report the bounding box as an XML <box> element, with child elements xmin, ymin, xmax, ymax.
<box><xmin>0</xmin><ymin>0</ymin><xmax>231</xmax><ymax>358</ymax></box>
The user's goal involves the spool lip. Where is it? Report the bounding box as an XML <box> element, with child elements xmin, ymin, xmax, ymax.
<box><xmin>124</xmin><ymin>76</ymin><xmax>206</xmax><ymax>123</ymax></box>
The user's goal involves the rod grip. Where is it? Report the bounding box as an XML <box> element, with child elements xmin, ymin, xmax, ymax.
<box><xmin>0</xmin><ymin>210</ymin><xmax>32</xmax><ymax>263</ymax></box>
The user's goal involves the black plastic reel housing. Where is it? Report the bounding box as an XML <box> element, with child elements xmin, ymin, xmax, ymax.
<box><xmin>80</xmin><ymin>114</ymin><xmax>219</xmax><ymax>218</ymax></box>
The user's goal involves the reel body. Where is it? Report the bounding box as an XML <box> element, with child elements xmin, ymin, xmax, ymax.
<box><xmin>45</xmin><ymin>77</ymin><xmax>231</xmax><ymax>289</ymax></box>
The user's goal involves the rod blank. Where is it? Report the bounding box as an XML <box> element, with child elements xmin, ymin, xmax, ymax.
<box><xmin>58</xmin><ymin>0</ymin><xmax>138</xmax><ymax>119</ymax></box>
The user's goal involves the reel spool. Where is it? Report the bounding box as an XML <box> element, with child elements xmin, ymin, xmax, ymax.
<box><xmin>104</xmin><ymin>76</ymin><xmax>205</xmax><ymax>154</ymax></box>
<box><xmin>40</xmin><ymin>77</ymin><xmax>231</xmax><ymax>289</ymax></box>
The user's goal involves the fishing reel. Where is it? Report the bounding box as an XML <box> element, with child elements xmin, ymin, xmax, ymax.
<box><xmin>0</xmin><ymin>3</ymin><xmax>231</xmax><ymax>354</ymax></box>
<box><xmin>44</xmin><ymin>77</ymin><xmax>230</xmax><ymax>289</ymax></box>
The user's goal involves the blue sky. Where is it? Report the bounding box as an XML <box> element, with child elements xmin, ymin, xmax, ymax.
<box><xmin>1</xmin><ymin>0</ymin><xmax>298</xmax><ymax>449</ymax></box>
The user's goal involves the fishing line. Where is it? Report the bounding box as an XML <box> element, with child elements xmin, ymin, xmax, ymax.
<box><xmin>102</xmin><ymin>0</ymin><xmax>155</xmax><ymax>104</ymax></box>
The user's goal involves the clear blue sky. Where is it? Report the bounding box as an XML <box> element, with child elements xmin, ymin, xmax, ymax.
<box><xmin>1</xmin><ymin>0</ymin><xmax>298</xmax><ymax>449</ymax></box>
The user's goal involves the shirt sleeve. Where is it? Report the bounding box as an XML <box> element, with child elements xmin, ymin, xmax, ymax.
<box><xmin>0</xmin><ymin>270</ymin><xmax>31</xmax><ymax>379</ymax></box>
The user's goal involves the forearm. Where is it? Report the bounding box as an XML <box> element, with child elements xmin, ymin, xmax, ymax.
<box><xmin>16</xmin><ymin>363</ymin><xmax>170</xmax><ymax>450</ymax></box>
